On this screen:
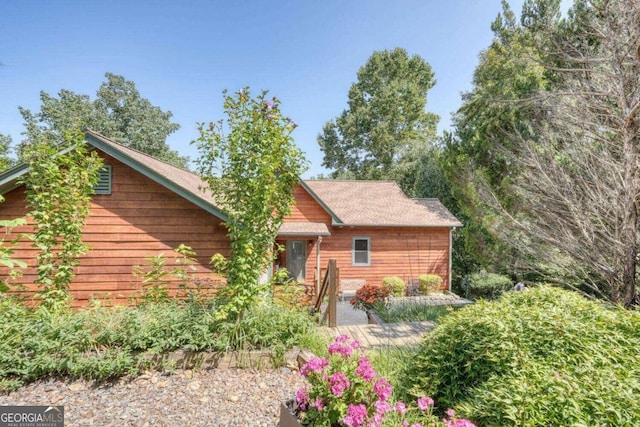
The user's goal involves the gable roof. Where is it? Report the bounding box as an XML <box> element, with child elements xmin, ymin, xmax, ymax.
<box><xmin>301</xmin><ymin>180</ymin><xmax>462</xmax><ymax>228</ymax></box>
<box><xmin>0</xmin><ymin>130</ymin><xmax>228</xmax><ymax>222</ymax></box>
<box><xmin>0</xmin><ymin>131</ymin><xmax>461</xmax><ymax>229</ymax></box>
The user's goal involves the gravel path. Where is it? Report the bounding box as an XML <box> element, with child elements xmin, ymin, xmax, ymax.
<box><xmin>0</xmin><ymin>368</ymin><xmax>306</xmax><ymax>426</ymax></box>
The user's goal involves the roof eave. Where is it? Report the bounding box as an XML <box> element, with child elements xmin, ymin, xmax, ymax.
<box><xmin>0</xmin><ymin>163</ymin><xmax>29</xmax><ymax>195</ymax></box>
<box><xmin>277</xmin><ymin>231</ymin><xmax>331</xmax><ymax>237</ymax></box>
<box><xmin>334</xmin><ymin>223</ymin><xmax>463</xmax><ymax>228</ymax></box>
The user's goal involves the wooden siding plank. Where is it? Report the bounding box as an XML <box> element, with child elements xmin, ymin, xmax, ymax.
<box><xmin>0</xmin><ymin>153</ymin><xmax>230</xmax><ymax>306</ymax></box>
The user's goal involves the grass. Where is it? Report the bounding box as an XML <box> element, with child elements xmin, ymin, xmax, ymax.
<box><xmin>372</xmin><ymin>302</ymin><xmax>458</xmax><ymax>323</ymax></box>
<box><xmin>366</xmin><ymin>345</ymin><xmax>419</xmax><ymax>402</ymax></box>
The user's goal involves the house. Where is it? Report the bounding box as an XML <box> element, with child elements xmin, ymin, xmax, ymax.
<box><xmin>0</xmin><ymin>130</ymin><xmax>461</xmax><ymax>306</ymax></box>
<box><xmin>277</xmin><ymin>180</ymin><xmax>461</xmax><ymax>296</ymax></box>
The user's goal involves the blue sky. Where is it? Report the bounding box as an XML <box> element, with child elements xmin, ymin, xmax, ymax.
<box><xmin>0</xmin><ymin>0</ymin><xmax>535</xmax><ymax>177</ymax></box>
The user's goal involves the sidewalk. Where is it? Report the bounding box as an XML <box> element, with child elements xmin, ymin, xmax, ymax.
<box><xmin>336</xmin><ymin>298</ymin><xmax>368</xmax><ymax>326</ymax></box>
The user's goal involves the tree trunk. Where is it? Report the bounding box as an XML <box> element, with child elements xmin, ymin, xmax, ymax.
<box><xmin>620</xmin><ymin>121</ymin><xmax>639</xmax><ymax>307</ymax></box>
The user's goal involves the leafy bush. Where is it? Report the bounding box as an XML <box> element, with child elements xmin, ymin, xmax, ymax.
<box><xmin>382</xmin><ymin>276</ymin><xmax>406</xmax><ymax>297</ymax></box>
<box><xmin>418</xmin><ymin>274</ymin><xmax>443</xmax><ymax>294</ymax></box>
<box><xmin>465</xmin><ymin>271</ymin><xmax>512</xmax><ymax>300</ymax></box>
<box><xmin>350</xmin><ymin>284</ymin><xmax>389</xmax><ymax>312</ymax></box>
<box><xmin>400</xmin><ymin>286</ymin><xmax>640</xmax><ymax>426</ymax></box>
<box><xmin>0</xmin><ymin>297</ymin><xmax>321</xmax><ymax>392</ymax></box>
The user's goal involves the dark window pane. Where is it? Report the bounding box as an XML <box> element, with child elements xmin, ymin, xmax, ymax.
<box><xmin>354</xmin><ymin>251</ymin><xmax>368</xmax><ymax>264</ymax></box>
<box><xmin>354</xmin><ymin>239</ymin><xmax>369</xmax><ymax>251</ymax></box>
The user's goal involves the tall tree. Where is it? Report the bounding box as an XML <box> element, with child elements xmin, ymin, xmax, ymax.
<box><xmin>194</xmin><ymin>88</ymin><xmax>307</xmax><ymax>318</ymax></box>
<box><xmin>0</xmin><ymin>134</ymin><xmax>15</xmax><ymax>171</ymax></box>
<box><xmin>18</xmin><ymin>73</ymin><xmax>187</xmax><ymax>168</ymax></box>
<box><xmin>319</xmin><ymin>48</ymin><xmax>438</xmax><ymax>179</ymax></box>
<box><xmin>444</xmin><ymin>0</ymin><xmax>558</xmax><ymax>273</ymax></box>
<box><xmin>450</xmin><ymin>0</ymin><xmax>640</xmax><ymax>306</ymax></box>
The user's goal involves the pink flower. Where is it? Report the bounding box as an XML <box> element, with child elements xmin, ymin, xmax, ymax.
<box><xmin>403</xmin><ymin>421</ymin><xmax>410</xmax><ymax>427</ymax></box>
<box><xmin>444</xmin><ymin>412</ymin><xmax>477</xmax><ymax>427</ymax></box>
<box><xmin>411</xmin><ymin>424</ymin><xmax>423</xmax><ymax>427</ymax></box>
<box><xmin>328</xmin><ymin>335</ymin><xmax>356</xmax><ymax>357</ymax></box>
<box><xmin>295</xmin><ymin>387</ymin><xmax>309</xmax><ymax>410</ymax></box>
<box><xmin>373</xmin><ymin>378</ymin><xmax>392</xmax><ymax>401</ymax></box>
<box><xmin>300</xmin><ymin>357</ymin><xmax>329</xmax><ymax>377</ymax></box>
<box><xmin>395</xmin><ymin>401</ymin><xmax>407</xmax><ymax>415</ymax></box>
<box><xmin>310</xmin><ymin>397</ymin><xmax>324</xmax><ymax>412</ymax></box>
<box><xmin>335</xmin><ymin>334</ymin><xmax>350</xmax><ymax>343</ymax></box>
<box><xmin>328</xmin><ymin>341</ymin><xmax>353</xmax><ymax>357</ymax></box>
<box><xmin>355</xmin><ymin>356</ymin><xmax>377</xmax><ymax>382</ymax></box>
<box><xmin>370</xmin><ymin>411</ymin><xmax>383</xmax><ymax>427</ymax></box>
<box><xmin>417</xmin><ymin>396</ymin><xmax>434</xmax><ymax>411</ymax></box>
<box><xmin>329</xmin><ymin>372</ymin><xmax>350</xmax><ymax>397</ymax></box>
<box><xmin>375</xmin><ymin>399</ymin><xmax>392</xmax><ymax>414</ymax></box>
<box><xmin>343</xmin><ymin>403</ymin><xmax>368</xmax><ymax>427</ymax></box>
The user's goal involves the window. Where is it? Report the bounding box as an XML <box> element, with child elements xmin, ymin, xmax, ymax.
<box><xmin>94</xmin><ymin>165</ymin><xmax>112</xmax><ymax>195</ymax></box>
<box><xmin>352</xmin><ymin>237</ymin><xmax>370</xmax><ymax>266</ymax></box>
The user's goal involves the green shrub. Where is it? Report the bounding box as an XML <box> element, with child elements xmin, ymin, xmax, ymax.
<box><xmin>0</xmin><ymin>296</ymin><xmax>322</xmax><ymax>392</ymax></box>
<box><xmin>418</xmin><ymin>274</ymin><xmax>443</xmax><ymax>294</ymax></box>
<box><xmin>400</xmin><ymin>286</ymin><xmax>640</xmax><ymax>426</ymax></box>
<box><xmin>382</xmin><ymin>276</ymin><xmax>406</xmax><ymax>297</ymax></box>
<box><xmin>465</xmin><ymin>271</ymin><xmax>512</xmax><ymax>300</ymax></box>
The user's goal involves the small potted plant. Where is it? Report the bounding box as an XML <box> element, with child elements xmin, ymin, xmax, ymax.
<box><xmin>281</xmin><ymin>335</ymin><xmax>476</xmax><ymax>426</ymax></box>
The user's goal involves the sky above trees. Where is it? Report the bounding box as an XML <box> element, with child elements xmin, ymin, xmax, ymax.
<box><xmin>1</xmin><ymin>0</ymin><xmax>568</xmax><ymax>176</ymax></box>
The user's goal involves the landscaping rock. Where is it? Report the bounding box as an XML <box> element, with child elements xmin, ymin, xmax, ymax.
<box><xmin>0</xmin><ymin>368</ymin><xmax>307</xmax><ymax>426</ymax></box>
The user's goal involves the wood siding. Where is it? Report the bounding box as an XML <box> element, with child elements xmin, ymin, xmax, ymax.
<box><xmin>320</xmin><ymin>226</ymin><xmax>451</xmax><ymax>290</ymax></box>
<box><xmin>287</xmin><ymin>185</ymin><xmax>334</xmax><ymax>223</ymax></box>
<box><xmin>1</xmin><ymin>172</ymin><xmax>453</xmax><ymax>306</ymax></box>
<box><xmin>0</xmin><ymin>153</ymin><xmax>229</xmax><ymax>306</ymax></box>
<box><xmin>282</xmin><ymin>185</ymin><xmax>452</xmax><ymax>291</ymax></box>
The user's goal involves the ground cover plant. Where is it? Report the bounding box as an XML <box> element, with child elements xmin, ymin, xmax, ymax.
<box><xmin>372</xmin><ymin>303</ymin><xmax>456</xmax><ymax>323</ymax></box>
<box><xmin>0</xmin><ymin>296</ymin><xmax>323</xmax><ymax>392</ymax></box>
<box><xmin>400</xmin><ymin>286</ymin><xmax>640</xmax><ymax>426</ymax></box>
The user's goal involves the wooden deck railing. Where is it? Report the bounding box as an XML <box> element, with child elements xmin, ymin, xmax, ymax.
<box><xmin>314</xmin><ymin>259</ymin><xmax>337</xmax><ymax>327</ymax></box>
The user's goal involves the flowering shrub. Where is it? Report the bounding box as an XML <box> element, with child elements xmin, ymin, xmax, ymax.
<box><xmin>293</xmin><ymin>335</ymin><xmax>475</xmax><ymax>427</ymax></box>
<box><xmin>350</xmin><ymin>284</ymin><xmax>389</xmax><ymax>312</ymax></box>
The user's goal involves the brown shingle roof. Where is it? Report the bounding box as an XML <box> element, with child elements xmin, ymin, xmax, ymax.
<box><xmin>84</xmin><ymin>132</ymin><xmax>461</xmax><ymax>228</ymax></box>
<box><xmin>278</xmin><ymin>222</ymin><xmax>330</xmax><ymax>237</ymax></box>
<box><xmin>302</xmin><ymin>180</ymin><xmax>462</xmax><ymax>227</ymax></box>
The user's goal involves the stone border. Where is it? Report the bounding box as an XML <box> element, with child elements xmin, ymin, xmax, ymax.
<box><xmin>389</xmin><ymin>293</ymin><xmax>473</xmax><ymax>306</ymax></box>
<box><xmin>141</xmin><ymin>346</ymin><xmax>315</xmax><ymax>371</ymax></box>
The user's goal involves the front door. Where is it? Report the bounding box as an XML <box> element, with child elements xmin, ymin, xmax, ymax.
<box><xmin>286</xmin><ymin>240</ymin><xmax>306</xmax><ymax>281</ymax></box>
